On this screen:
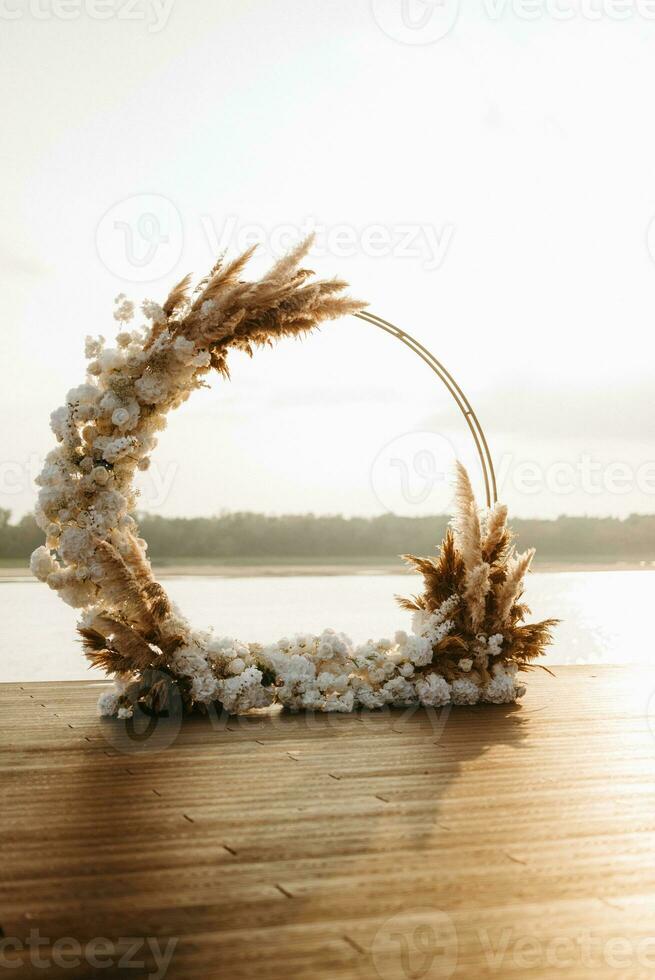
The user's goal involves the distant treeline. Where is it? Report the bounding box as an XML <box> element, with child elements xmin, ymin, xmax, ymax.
<box><xmin>2</xmin><ymin>508</ymin><xmax>655</xmax><ymax>563</ymax></box>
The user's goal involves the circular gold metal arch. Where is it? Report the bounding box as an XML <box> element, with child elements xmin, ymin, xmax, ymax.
<box><xmin>354</xmin><ymin>310</ymin><xmax>498</xmax><ymax>509</ymax></box>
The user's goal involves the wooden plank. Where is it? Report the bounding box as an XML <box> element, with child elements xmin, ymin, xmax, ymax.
<box><xmin>1</xmin><ymin>666</ymin><xmax>654</xmax><ymax>978</ymax></box>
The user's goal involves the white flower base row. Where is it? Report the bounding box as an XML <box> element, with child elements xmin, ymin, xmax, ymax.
<box><xmin>96</xmin><ymin>612</ymin><xmax>525</xmax><ymax>720</ymax></box>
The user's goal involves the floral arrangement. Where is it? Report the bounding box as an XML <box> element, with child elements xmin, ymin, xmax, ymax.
<box><xmin>31</xmin><ymin>239</ymin><xmax>556</xmax><ymax>719</ymax></box>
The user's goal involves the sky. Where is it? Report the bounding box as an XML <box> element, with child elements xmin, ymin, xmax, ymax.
<box><xmin>2</xmin><ymin>0</ymin><xmax>655</xmax><ymax>522</ymax></box>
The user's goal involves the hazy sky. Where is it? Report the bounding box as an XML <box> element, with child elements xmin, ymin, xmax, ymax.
<box><xmin>2</xmin><ymin>0</ymin><xmax>655</xmax><ymax>521</ymax></box>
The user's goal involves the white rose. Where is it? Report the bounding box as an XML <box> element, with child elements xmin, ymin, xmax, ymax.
<box><xmin>111</xmin><ymin>407</ymin><xmax>130</xmax><ymax>427</ymax></box>
<box><xmin>91</xmin><ymin>466</ymin><xmax>110</xmax><ymax>485</ymax></box>
<box><xmin>30</xmin><ymin>546</ymin><xmax>56</xmax><ymax>582</ymax></box>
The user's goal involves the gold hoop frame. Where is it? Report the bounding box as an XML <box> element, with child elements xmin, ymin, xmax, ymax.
<box><xmin>354</xmin><ymin>311</ymin><xmax>497</xmax><ymax>509</ymax></box>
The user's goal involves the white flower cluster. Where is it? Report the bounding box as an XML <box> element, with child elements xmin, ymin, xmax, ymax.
<box><xmin>173</xmin><ymin>633</ymin><xmax>275</xmax><ymax>715</ymax></box>
<box><xmin>259</xmin><ymin>630</ymin><xmax>356</xmax><ymax>712</ymax></box>
<box><xmin>32</xmin><ymin>294</ymin><xmax>528</xmax><ymax>720</ymax></box>
<box><xmin>31</xmin><ymin>296</ymin><xmax>213</xmax><ymax>610</ymax></box>
<box><xmin>411</xmin><ymin>594</ymin><xmax>459</xmax><ymax>645</ymax></box>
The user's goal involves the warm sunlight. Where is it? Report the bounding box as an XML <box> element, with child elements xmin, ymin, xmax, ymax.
<box><xmin>2</xmin><ymin>3</ymin><xmax>655</xmax><ymax>978</ymax></box>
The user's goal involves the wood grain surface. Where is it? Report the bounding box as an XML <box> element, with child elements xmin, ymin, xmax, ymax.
<box><xmin>1</xmin><ymin>666</ymin><xmax>654</xmax><ymax>979</ymax></box>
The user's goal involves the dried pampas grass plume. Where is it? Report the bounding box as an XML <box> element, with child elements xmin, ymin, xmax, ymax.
<box><xmin>494</xmin><ymin>548</ymin><xmax>536</xmax><ymax>629</ymax></box>
<box><xmin>482</xmin><ymin>502</ymin><xmax>509</xmax><ymax>564</ymax></box>
<box><xmin>452</xmin><ymin>461</ymin><xmax>483</xmax><ymax>572</ymax></box>
<box><xmin>82</xmin><ymin>614</ymin><xmax>160</xmax><ymax>673</ymax></box>
<box><xmin>175</xmin><ymin>235</ymin><xmax>365</xmax><ymax>358</ymax></box>
<box><xmin>93</xmin><ymin>540</ymin><xmax>158</xmax><ymax>637</ymax></box>
<box><xmin>463</xmin><ymin>561</ymin><xmax>491</xmax><ymax>631</ymax></box>
<box><xmin>400</xmin><ymin>462</ymin><xmax>557</xmax><ymax>676</ymax></box>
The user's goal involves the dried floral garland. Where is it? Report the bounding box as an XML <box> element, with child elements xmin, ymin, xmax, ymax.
<box><xmin>31</xmin><ymin>239</ymin><xmax>556</xmax><ymax>719</ymax></box>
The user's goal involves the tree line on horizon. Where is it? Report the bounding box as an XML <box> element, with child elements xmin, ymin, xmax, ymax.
<box><xmin>1</xmin><ymin>508</ymin><xmax>654</xmax><ymax>563</ymax></box>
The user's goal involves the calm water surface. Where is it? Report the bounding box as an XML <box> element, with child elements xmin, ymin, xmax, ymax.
<box><xmin>1</xmin><ymin>570</ymin><xmax>652</xmax><ymax>682</ymax></box>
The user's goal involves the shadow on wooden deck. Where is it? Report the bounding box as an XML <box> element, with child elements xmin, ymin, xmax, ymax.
<box><xmin>1</xmin><ymin>667</ymin><xmax>654</xmax><ymax>978</ymax></box>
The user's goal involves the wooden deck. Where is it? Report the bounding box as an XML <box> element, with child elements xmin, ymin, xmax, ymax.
<box><xmin>2</xmin><ymin>666</ymin><xmax>655</xmax><ymax>979</ymax></box>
